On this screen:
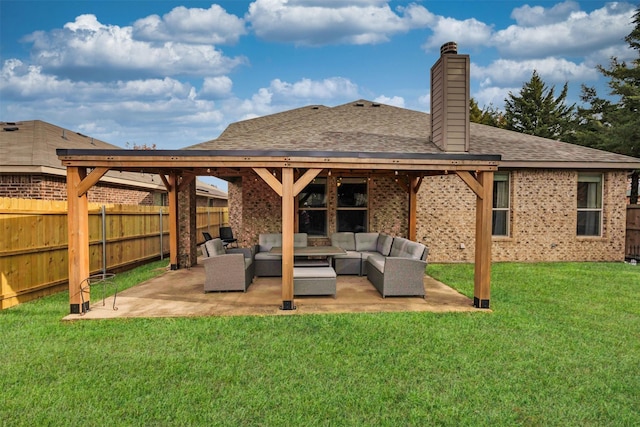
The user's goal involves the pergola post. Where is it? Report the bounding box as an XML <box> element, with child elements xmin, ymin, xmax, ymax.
<box><xmin>67</xmin><ymin>166</ymin><xmax>90</xmax><ymax>314</ymax></box>
<box><xmin>473</xmin><ymin>171</ymin><xmax>493</xmax><ymax>308</ymax></box>
<box><xmin>168</xmin><ymin>173</ymin><xmax>179</xmax><ymax>270</ymax></box>
<box><xmin>281</xmin><ymin>168</ymin><xmax>295</xmax><ymax>310</ymax></box>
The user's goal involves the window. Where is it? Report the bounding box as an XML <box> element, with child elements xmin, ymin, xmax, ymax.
<box><xmin>336</xmin><ymin>178</ymin><xmax>368</xmax><ymax>232</ymax></box>
<box><xmin>298</xmin><ymin>178</ymin><xmax>327</xmax><ymax>236</ymax></box>
<box><xmin>577</xmin><ymin>173</ymin><xmax>602</xmax><ymax>236</ymax></box>
<box><xmin>492</xmin><ymin>172</ymin><xmax>510</xmax><ymax>236</ymax></box>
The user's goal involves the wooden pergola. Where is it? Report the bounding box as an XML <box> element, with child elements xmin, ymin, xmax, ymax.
<box><xmin>58</xmin><ymin>149</ymin><xmax>499</xmax><ymax>313</ymax></box>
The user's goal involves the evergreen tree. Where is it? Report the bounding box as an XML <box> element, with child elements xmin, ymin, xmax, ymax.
<box><xmin>574</xmin><ymin>7</ymin><xmax>640</xmax><ymax>203</ymax></box>
<box><xmin>469</xmin><ymin>98</ymin><xmax>506</xmax><ymax>128</ymax></box>
<box><xmin>504</xmin><ymin>70</ymin><xmax>575</xmax><ymax>140</ymax></box>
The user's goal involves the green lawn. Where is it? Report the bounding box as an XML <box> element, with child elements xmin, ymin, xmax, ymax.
<box><xmin>1</xmin><ymin>261</ymin><xmax>638</xmax><ymax>426</ymax></box>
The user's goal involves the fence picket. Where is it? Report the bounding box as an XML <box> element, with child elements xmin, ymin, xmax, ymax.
<box><xmin>0</xmin><ymin>197</ymin><xmax>227</xmax><ymax>309</ymax></box>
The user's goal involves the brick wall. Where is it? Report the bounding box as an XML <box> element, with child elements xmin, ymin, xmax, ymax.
<box><xmin>0</xmin><ymin>174</ymin><xmax>157</xmax><ymax>205</ymax></box>
<box><xmin>417</xmin><ymin>169</ymin><xmax>628</xmax><ymax>262</ymax></box>
<box><xmin>228</xmin><ymin>168</ymin><xmax>628</xmax><ymax>263</ymax></box>
<box><xmin>231</xmin><ymin>172</ymin><xmax>410</xmax><ymax>247</ymax></box>
<box><xmin>369</xmin><ymin>176</ymin><xmax>409</xmax><ymax>237</ymax></box>
<box><xmin>178</xmin><ymin>179</ymin><xmax>197</xmax><ymax>268</ymax></box>
<box><xmin>417</xmin><ymin>173</ymin><xmax>476</xmax><ymax>262</ymax></box>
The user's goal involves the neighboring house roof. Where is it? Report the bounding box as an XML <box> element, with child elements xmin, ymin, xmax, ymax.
<box><xmin>196</xmin><ymin>178</ymin><xmax>227</xmax><ymax>200</ymax></box>
<box><xmin>1</xmin><ymin>120</ymin><xmax>228</xmax><ymax>200</ymax></box>
<box><xmin>1</xmin><ymin>120</ymin><xmax>160</xmax><ymax>189</ymax></box>
<box><xmin>187</xmin><ymin>100</ymin><xmax>640</xmax><ymax>170</ymax></box>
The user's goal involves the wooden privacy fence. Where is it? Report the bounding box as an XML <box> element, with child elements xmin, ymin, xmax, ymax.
<box><xmin>627</xmin><ymin>204</ymin><xmax>640</xmax><ymax>261</ymax></box>
<box><xmin>0</xmin><ymin>197</ymin><xmax>228</xmax><ymax>309</ymax></box>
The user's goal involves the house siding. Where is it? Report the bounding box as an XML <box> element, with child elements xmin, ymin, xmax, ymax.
<box><xmin>229</xmin><ymin>169</ymin><xmax>628</xmax><ymax>263</ymax></box>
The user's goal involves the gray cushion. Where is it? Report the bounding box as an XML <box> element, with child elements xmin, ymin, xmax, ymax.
<box><xmin>255</xmin><ymin>252</ymin><xmax>281</xmax><ymax>260</ymax></box>
<box><xmin>333</xmin><ymin>250</ymin><xmax>361</xmax><ymax>259</ymax></box>
<box><xmin>204</xmin><ymin>238</ymin><xmax>225</xmax><ymax>256</ymax></box>
<box><xmin>355</xmin><ymin>233</ymin><xmax>379</xmax><ymax>251</ymax></box>
<box><xmin>331</xmin><ymin>232</ymin><xmax>356</xmax><ymax>251</ymax></box>
<box><xmin>376</xmin><ymin>234</ymin><xmax>393</xmax><ymax>256</ymax></box>
<box><xmin>293</xmin><ymin>267</ymin><xmax>337</xmax><ymax>278</ymax></box>
<box><xmin>294</xmin><ymin>233</ymin><xmax>308</xmax><ymax>247</ymax></box>
<box><xmin>359</xmin><ymin>251</ymin><xmax>377</xmax><ymax>261</ymax></box>
<box><xmin>259</xmin><ymin>233</ymin><xmax>307</xmax><ymax>252</ymax></box>
<box><xmin>366</xmin><ymin>253</ymin><xmax>386</xmax><ymax>273</ymax></box>
<box><xmin>389</xmin><ymin>237</ymin><xmax>427</xmax><ymax>260</ymax></box>
<box><xmin>259</xmin><ymin>233</ymin><xmax>282</xmax><ymax>252</ymax></box>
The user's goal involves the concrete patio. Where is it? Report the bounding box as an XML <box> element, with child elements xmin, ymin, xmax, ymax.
<box><xmin>65</xmin><ymin>264</ymin><xmax>481</xmax><ymax>320</ymax></box>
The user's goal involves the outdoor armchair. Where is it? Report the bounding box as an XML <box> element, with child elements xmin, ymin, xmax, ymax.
<box><xmin>202</xmin><ymin>238</ymin><xmax>254</xmax><ymax>292</ymax></box>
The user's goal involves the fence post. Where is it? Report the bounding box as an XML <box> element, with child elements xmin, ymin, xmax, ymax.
<box><xmin>101</xmin><ymin>205</ymin><xmax>107</xmax><ymax>275</ymax></box>
<box><xmin>159</xmin><ymin>208</ymin><xmax>164</xmax><ymax>260</ymax></box>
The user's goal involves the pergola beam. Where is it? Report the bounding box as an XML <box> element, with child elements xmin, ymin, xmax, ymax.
<box><xmin>253</xmin><ymin>167</ymin><xmax>283</xmax><ymax>197</ymax></box>
<box><xmin>76</xmin><ymin>167</ymin><xmax>109</xmax><ymax>197</ymax></box>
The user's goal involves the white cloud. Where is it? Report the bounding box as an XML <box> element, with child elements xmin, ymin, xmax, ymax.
<box><xmin>472</xmin><ymin>57</ymin><xmax>598</xmax><ymax>88</ymax></box>
<box><xmin>132</xmin><ymin>4</ymin><xmax>246</xmax><ymax>45</ymax></box>
<box><xmin>246</xmin><ymin>0</ymin><xmax>433</xmax><ymax>45</ymax></box>
<box><xmin>24</xmin><ymin>14</ymin><xmax>247</xmax><ymax>79</ymax></box>
<box><xmin>269</xmin><ymin>77</ymin><xmax>359</xmax><ymax>100</ymax></box>
<box><xmin>1</xmin><ymin>60</ymin><xmax>194</xmax><ymax>102</ymax></box>
<box><xmin>510</xmin><ymin>0</ymin><xmax>581</xmax><ymax>27</ymax></box>
<box><xmin>422</xmin><ymin>17</ymin><xmax>493</xmax><ymax>52</ymax></box>
<box><xmin>492</xmin><ymin>2</ymin><xmax>636</xmax><ymax>59</ymax></box>
<box><xmin>200</xmin><ymin>76</ymin><xmax>233</xmax><ymax>99</ymax></box>
<box><xmin>374</xmin><ymin>95</ymin><xmax>404</xmax><ymax>108</ymax></box>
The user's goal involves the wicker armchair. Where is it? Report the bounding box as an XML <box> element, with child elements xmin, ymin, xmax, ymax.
<box><xmin>201</xmin><ymin>239</ymin><xmax>254</xmax><ymax>292</ymax></box>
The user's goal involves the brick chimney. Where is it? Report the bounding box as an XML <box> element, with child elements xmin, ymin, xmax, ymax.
<box><xmin>430</xmin><ymin>42</ymin><xmax>470</xmax><ymax>152</ymax></box>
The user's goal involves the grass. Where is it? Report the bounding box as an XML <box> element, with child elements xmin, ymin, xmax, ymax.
<box><xmin>1</xmin><ymin>261</ymin><xmax>639</xmax><ymax>426</ymax></box>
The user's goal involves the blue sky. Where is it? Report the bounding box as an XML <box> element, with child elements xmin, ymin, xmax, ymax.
<box><xmin>0</xmin><ymin>1</ymin><xmax>637</xmax><ymax>189</ymax></box>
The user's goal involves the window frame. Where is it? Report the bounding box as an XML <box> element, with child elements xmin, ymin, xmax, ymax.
<box><xmin>577</xmin><ymin>173</ymin><xmax>603</xmax><ymax>237</ymax></box>
<box><xmin>492</xmin><ymin>172</ymin><xmax>510</xmax><ymax>237</ymax></box>
<box><xmin>336</xmin><ymin>177</ymin><xmax>369</xmax><ymax>233</ymax></box>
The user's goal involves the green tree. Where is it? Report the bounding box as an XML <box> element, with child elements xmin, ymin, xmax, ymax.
<box><xmin>575</xmin><ymin>7</ymin><xmax>640</xmax><ymax>203</ymax></box>
<box><xmin>469</xmin><ymin>98</ymin><xmax>506</xmax><ymax>128</ymax></box>
<box><xmin>504</xmin><ymin>70</ymin><xmax>575</xmax><ymax>140</ymax></box>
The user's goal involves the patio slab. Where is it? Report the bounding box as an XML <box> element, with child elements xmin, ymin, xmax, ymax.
<box><xmin>64</xmin><ymin>264</ymin><xmax>481</xmax><ymax>320</ymax></box>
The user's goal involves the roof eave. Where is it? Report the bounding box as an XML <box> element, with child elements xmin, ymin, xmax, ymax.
<box><xmin>499</xmin><ymin>161</ymin><xmax>640</xmax><ymax>170</ymax></box>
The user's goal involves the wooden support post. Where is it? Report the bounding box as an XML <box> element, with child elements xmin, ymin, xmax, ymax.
<box><xmin>67</xmin><ymin>167</ymin><xmax>90</xmax><ymax>314</ymax></box>
<box><xmin>281</xmin><ymin>168</ymin><xmax>295</xmax><ymax>310</ymax></box>
<box><xmin>168</xmin><ymin>173</ymin><xmax>179</xmax><ymax>270</ymax></box>
<box><xmin>474</xmin><ymin>171</ymin><xmax>493</xmax><ymax>308</ymax></box>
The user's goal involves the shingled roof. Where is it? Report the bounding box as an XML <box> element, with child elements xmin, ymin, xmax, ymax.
<box><xmin>1</xmin><ymin>120</ymin><xmax>227</xmax><ymax>199</ymax></box>
<box><xmin>0</xmin><ymin>120</ymin><xmax>161</xmax><ymax>188</ymax></box>
<box><xmin>187</xmin><ymin>100</ymin><xmax>640</xmax><ymax>170</ymax></box>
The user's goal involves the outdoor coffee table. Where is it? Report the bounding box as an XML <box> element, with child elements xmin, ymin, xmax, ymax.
<box><xmin>270</xmin><ymin>246</ymin><xmax>344</xmax><ymax>297</ymax></box>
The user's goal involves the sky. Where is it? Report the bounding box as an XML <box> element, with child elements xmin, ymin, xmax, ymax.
<box><xmin>1</xmin><ymin>0</ymin><xmax>637</xmax><ymax>189</ymax></box>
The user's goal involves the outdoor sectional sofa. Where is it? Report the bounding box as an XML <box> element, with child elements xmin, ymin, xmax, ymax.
<box><xmin>331</xmin><ymin>232</ymin><xmax>429</xmax><ymax>298</ymax></box>
<box><xmin>200</xmin><ymin>238</ymin><xmax>255</xmax><ymax>292</ymax></box>
<box><xmin>254</xmin><ymin>233</ymin><xmax>309</xmax><ymax>276</ymax></box>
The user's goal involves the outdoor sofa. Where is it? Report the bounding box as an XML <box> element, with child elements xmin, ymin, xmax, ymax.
<box><xmin>200</xmin><ymin>238</ymin><xmax>255</xmax><ymax>292</ymax></box>
<box><xmin>253</xmin><ymin>233</ymin><xmax>309</xmax><ymax>276</ymax></box>
<box><xmin>331</xmin><ymin>232</ymin><xmax>429</xmax><ymax>298</ymax></box>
